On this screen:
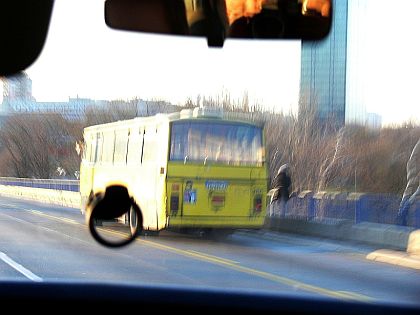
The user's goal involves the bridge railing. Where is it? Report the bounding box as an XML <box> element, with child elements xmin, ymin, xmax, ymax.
<box><xmin>0</xmin><ymin>177</ymin><xmax>418</xmax><ymax>228</ymax></box>
<box><xmin>281</xmin><ymin>191</ymin><xmax>420</xmax><ymax>228</ymax></box>
<box><xmin>0</xmin><ymin>177</ymin><xmax>79</xmax><ymax>192</ymax></box>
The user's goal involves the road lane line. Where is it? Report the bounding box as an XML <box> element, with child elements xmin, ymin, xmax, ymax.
<box><xmin>187</xmin><ymin>250</ymin><xmax>240</xmax><ymax>264</ymax></box>
<box><xmin>22</xmin><ymin>210</ymin><xmax>374</xmax><ymax>302</ymax></box>
<box><xmin>27</xmin><ymin>210</ymin><xmax>79</xmax><ymax>225</ymax></box>
<box><xmin>337</xmin><ymin>291</ymin><xmax>373</xmax><ymax>301</ymax></box>
<box><xmin>138</xmin><ymin>239</ymin><xmax>374</xmax><ymax>303</ymax></box>
<box><xmin>0</xmin><ymin>252</ymin><xmax>43</xmax><ymax>282</ymax></box>
<box><xmin>0</xmin><ymin>210</ymin><xmax>93</xmax><ymax>247</ymax></box>
<box><xmin>0</xmin><ymin>201</ymin><xmax>23</xmax><ymax>209</ymax></box>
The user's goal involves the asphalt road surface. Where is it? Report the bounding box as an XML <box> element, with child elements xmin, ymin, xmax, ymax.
<box><xmin>0</xmin><ymin>196</ymin><xmax>419</xmax><ymax>307</ymax></box>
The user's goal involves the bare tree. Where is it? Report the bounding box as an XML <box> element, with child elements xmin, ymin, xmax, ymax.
<box><xmin>0</xmin><ymin>113</ymin><xmax>78</xmax><ymax>178</ymax></box>
<box><xmin>179</xmin><ymin>92</ymin><xmax>420</xmax><ymax>195</ymax></box>
<box><xmin>402</xmin><ymin>138</ymin><xmax>420</xmax><ymax>204</ymax></box>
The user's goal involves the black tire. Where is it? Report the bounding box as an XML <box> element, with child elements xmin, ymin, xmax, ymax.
<box><xmin>129</xmin><ymin>205</ymin><xmax>140</xmax><ymax>236</ymax></box>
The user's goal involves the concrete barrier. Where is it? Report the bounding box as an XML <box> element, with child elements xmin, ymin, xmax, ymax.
<box><xmin>0</xmin><ymin>185</ymin><xmax>80</xmax><ymax>209</ymax></box>
<box><xmin>407</xmin><ymin>229</ymin><xmax>420</xmax><ymax>255</ymax></box>
<box><xmin>366</xmin><ymin>249</ymin><xmax>420</xmax><ymax>270</ymax></box>
<box><xmin>351</xmin><ymin>222</ymin><xmax>414</xmax><ymax>249</ymax></box>
<box><xmin>365</xmin><ymin>228</ymin><xmax>420</xmax><ymax>270</ymax></box>
<box><xmin>264</xmin><ymin>217</ymin><xmax>415</xmax><ymax>250</ymax></box>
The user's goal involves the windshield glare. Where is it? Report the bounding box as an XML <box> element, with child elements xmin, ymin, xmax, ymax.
<box><xmin>0</xmin><ymin>0</ymin><xmax>420</xmax><ymax>310</ymax></box>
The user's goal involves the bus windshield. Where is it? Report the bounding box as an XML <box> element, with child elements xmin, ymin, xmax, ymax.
<box><xmin>170</xmin><ymin>120</ymin><xmax>264</xmax><ymax>166</ymax></box>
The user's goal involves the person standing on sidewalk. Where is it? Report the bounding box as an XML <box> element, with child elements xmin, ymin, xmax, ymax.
<box><xmin>270</xmin><ymin>164</ymin><xmax>291</xmax><ymax>217</ymax></box>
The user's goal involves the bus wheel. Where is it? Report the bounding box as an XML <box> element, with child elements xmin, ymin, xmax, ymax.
<box><xmin>129</xmin><ymin>205</ymin><xmax>140</xmax><ymax>236</ymax></box>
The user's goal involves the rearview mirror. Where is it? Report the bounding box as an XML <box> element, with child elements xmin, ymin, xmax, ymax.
<box><xmin>105</xmin><ymin>0</ymin><xmax>332</xmax><ymax>47</ymax></box>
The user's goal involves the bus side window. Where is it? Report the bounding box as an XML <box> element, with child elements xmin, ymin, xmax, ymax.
<box><xmin>94</xmin><ymin>133</ymin><xmax>103</xmax><ymax>163</ymax></box>
<box><xmin>81</xmin><ymin>141</ymin><xmax>87</xmax><ymax>161</ymax></box>
<box><xmin>114</xmin><ymin>129</ymin><xmax>128</xmax><ymax>164</ymax></box>
<box><xmin>90</xmin><ymin>135</ymin><xmax>96</xmax><ymax>163</ymax></box>
<box><xmin>127</xmin><ymin>127</ymin><xmax>143</xmax><ymax>165</ymax></box>
<box><xmin>140</xmin><ymin>128</ymin><xmax>145</xmax><ymax>164</ymax></box>
<box><xmin>101</xmin><ymin>131</ymin><xmax>114</xmax><ymax>163</ymax></box>
<box><xmin>170</xmin><ymin>123</ymin><xmax>187</xmax><ymax>161</ymax></box>
<box><xmin>81</xmin><ymin>136</ymin><xmax>88</xmax><ymax>162</ymax></box>
<box><xmin>88</xmin><ymin>136</ymin><xmax>92</xmax><ymax>163</ymax></box>
<box><xmin>142</xmin><ymin>125</ymin><xmax>156</xmax><ymax>162</ymax></box>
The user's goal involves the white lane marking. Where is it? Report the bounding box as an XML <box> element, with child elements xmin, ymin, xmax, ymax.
<box><xmin>27</xmin><ymin>210</ymin><xmax>79</xmax><ymax>225</ymax></box>
<box><xmin>0</xmin><ymin>251</ymin><xmax>43</xmax><ymax>282</ymax></box>
<box><xmin>0</xmin><ymin>212</ymin><xmax>91</xmax><ymax>246</ymax></box>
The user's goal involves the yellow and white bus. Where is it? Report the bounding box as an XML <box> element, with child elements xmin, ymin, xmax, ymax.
<box><xmin>80</xmin><ymin>107</ymin><xmax>268</xmax><ymax>234</ymax></box>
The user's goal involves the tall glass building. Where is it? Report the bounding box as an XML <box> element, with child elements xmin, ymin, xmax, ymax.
<box><xmin>300</xmin><ymin>0</ymin><xmax>367</xmax><ymax>128</ymax></box>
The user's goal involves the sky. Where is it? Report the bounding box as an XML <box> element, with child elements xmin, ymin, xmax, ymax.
<box><xmin>2</xmin><ymin>0</ymin><xmax>420</xmax><ymax>126</ymax></box>
<box><xmin>24</xmin><ymin>0</ymin><xmax>301</xmax><ymax>113</ymax></box>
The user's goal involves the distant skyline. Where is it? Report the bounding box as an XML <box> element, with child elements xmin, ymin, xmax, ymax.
<box><xmin>1</xmin><ymin>0</ymin><xmax>420</xmax><ymax>126</ymax></box>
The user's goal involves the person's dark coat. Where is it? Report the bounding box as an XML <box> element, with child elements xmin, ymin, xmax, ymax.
<box><xmin>272</xmin><ymin>171</ymin><xmax>291</xmax><ymax>202</ymax></box>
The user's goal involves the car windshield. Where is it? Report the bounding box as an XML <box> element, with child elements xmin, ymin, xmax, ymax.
<box><xmin>0</xmin><ymin>0</ymin><xmax>419</xmax><ymax>309</ymax></box>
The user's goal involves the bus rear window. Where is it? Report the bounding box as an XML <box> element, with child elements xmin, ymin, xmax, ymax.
<box><xmin>170</xmin><ymin>121</ymin><xmax>263</xmax><ymax>166</ymax></box>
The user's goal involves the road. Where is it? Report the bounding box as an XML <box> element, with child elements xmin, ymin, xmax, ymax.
<box><xmin>0</xmin><ymin>196</ymin><xmax>419</xmax><ymax>306</ymax></box>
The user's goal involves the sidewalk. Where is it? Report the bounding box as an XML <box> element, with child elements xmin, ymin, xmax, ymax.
<box><xmin>236</xmin><ymin>227</ymin><xmax>420</xmax><ymax>270</ymax></box>
<box><xmin>366</xmin><ymin>229</ymin><xmax>420</xmax><ymax>270</ymax></box>
<box><xmin>366</xmin><ymin>250</ymin><xmax>420</xmax><ymax>270</ymax></box>
<box><xmin>264</xmin><ymin>217</ymin><xmax>415</xmax><ymax>250</ymax></box>
<box><xmin>239</xmin><ymin>217</ymin><xmax>420</xmax><ymax>271</ymax></box>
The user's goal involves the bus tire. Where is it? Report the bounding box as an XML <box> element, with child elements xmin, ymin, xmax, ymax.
<box><xmin>129</xmin><ymin>201</ymin><xmax>142</xmax><ymax>236</ymax></box>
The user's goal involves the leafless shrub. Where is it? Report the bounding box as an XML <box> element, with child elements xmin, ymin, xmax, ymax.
<box><xmin>182</xmin><ymin>92</ymin><xmax>420</xmax><ymax>195</ymax></box>
<box><xmin>0</xmin><ymin>91</ymin><xmax>417</xmax><ymax>195</ymax></box>
<box><xmin>0</xmin><ymin>113</ymin><xmax>80</xmax><ymax>178</ymax></box>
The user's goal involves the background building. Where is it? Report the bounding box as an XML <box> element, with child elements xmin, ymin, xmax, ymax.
<box><xmin>366</xmin><ymin>112</ymin><xmax>382</xmax><ymax>129</ymax></box>
<box><xmin>2</xmin><ymin>72</ymin><xmax>35</xmax><ymax>102</ymax></box>
<box><xmin>0</xmin><ymin>73</ymin><xmax>125</xmax><ymax>120</ymax></box>
<box><xmin>1</xmin><ymin>73</ymin><xmax>177</xmax><ymax>122</ymax></box>
<box><xmin>300</xmin><ymin>0</ymin><xmax>369</xmax><ymax>128</ymax></box>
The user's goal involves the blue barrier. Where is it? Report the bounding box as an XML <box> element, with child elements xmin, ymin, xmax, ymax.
<box><xmin>324</xmin><ymin>192</ymin><xmax>351</xmax><ymax>221</ymax></box>
<box><xmin>284</xmin><ymin>191</ymin><xmax>313</xmax><ymax>220</ymax></box>
<box><xmin>281</xmin><ymin>190</ymin><xmax>419</xmax><ymax>228</ymax></box>
<box><xmin>347</xmin><ymin>193</ymin><xmax>362</xmax><ymax>223</ymax></box>
<box><xmin>312</xmin><ymin>191</ymin><xmax>326</xmax><ymax>221</ymax></box>
<box><xmin>357</xmin><ymin>194</ymin><xmax>400</xmax><ymax>225</ymax></box>
<box><xmin>0</xmin><ymin>177</ymin><xmax>79</xmax><ymax>192</ymax></box>
<box><xmin>407</xmin><ymin>199</ymin><xmax>420</xmax><ymax>228</ymax></box>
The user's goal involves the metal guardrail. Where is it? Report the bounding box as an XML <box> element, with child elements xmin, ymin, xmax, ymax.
<box><xmin>0</xmin><ymin>177</ymin><xmax>79</xmax><ymax>192</ymax></box>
